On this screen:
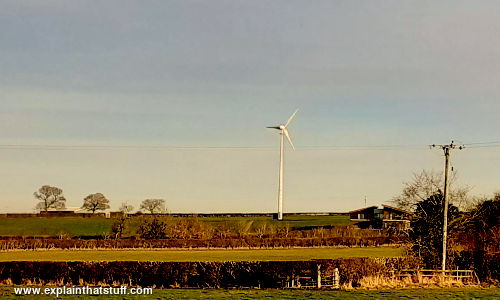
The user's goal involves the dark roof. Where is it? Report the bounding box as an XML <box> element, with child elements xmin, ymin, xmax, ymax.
<box><xmin>348</xmin><ymin>206</ymin><xmax>378</xmax><ymax>214</ymax></box>
<box><xmin>382</xmin><ymin>204</ymin><xmax>413</xmax><ymax>215</ymax></box>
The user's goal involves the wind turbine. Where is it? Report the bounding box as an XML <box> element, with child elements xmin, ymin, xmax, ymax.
<box><xmin>267</xmin><ymin>109</ymin><xmax>298</xmax><ymax>220</ymax></box>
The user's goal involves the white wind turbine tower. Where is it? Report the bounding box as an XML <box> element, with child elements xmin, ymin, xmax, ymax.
<box><xmin>267</xmin><ymin>109</ymin><xmax>298</xmax><ymax>221</ymax></box>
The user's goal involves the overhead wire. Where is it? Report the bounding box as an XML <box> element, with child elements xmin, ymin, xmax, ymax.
<box><xmin>0</xmin><ymin>141</ymin><xmax>497</xmax><ymax>151</ymax></box>
<box><xmin>0</xmin><ymin>144</ymin><xmax>428</xmax><ymax>151</ymax></box>
<box><xmin>460</xmin><ymin>140</ymin><xmax>500</xmax><ymax>149</ymax></box>
<box><xmin>462</xmin><ymin>141</ymin><xmax>500</xmax><ymax>145</ymax></box>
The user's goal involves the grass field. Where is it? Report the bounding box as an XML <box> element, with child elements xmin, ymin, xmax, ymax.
<box><xmin>0</xmin><ymin>217</ymin><xmax>112</xmax><ymax>237</ymax></box>
<box><xmin>0</xmin><ymin>247</ymin><xmax>402</xmax><ymax>262</ymax></box>
<box><xmin>1</xmin><ymin>287</ymin><xmax>499</xmax><ymax>299</ymax></box>
<box><xmin>0</xmin><ymin>215</ymin><xmax>350</xmax><ymax>237</ymax></box>
<box><xmin>200</xmin><ymin>215</ymin><xmax>351</xmax><ymax>229</ymax></box>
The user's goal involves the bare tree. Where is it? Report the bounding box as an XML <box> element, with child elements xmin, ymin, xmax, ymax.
<box><xmin>255</xmin><ymin>221</ymin><xmax>275</xmax><ymax>239</ymax></box>
<box><xmin>34</xmin><ymin>185</ymin><xmax>66</xmax><ymax>212</ymax></box>
<box><xmin>82</xmin><ymin>193</ymin><xmax>110</xmax><ymax>214</ymax></box>
<box><xmin>119</xmin><ymin>202</ymin><xmax>134</xmax><ymax>215</ymax></box>
<box><xmin>112</xmin><ymin>216</ymin><xmax>128</xmax><ymax>239</ymax></box>
<box><xmin>140</xmin><ymin>199</ymin><xmax>166</xmax><ymax>214</ymax></box>
<box><xmin>236</xmin><ymin>220</ymin><xmax>253</xmax><ymax>238</ymax></box>
<box><xmin>278</xmin><ymin>222</ymin><xmax>292</xmax><ymax>238</ymax></box>
<box><xmin>112</xmin><ymin>202</ymin><xmax>134</xmax><ymax>238</ymax></box>
<box><xmin>392</xmin><ymin>170</ymin><xmax>470</xmax><ymax>211</ymax></box>
<box><xmin>214</xmin><ymin>221</ymin><xmax>231</xmax><ymax>239</ymax></box>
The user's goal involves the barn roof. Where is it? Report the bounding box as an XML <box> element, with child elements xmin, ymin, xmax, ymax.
<box><xmin>348</xmin><ymin>206</ymin><xmax>378</xmax><ymax>214</ymax></box>
<box><xmin>382</xmin><ymin>204</ymin><xmax>412</xmax><ymax>215</ymax></box>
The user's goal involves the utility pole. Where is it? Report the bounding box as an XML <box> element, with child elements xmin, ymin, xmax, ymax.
<box><xmin>430</xmin><ymin>141</ymin><xmax>464</xmax><ymax>273</ymax></box>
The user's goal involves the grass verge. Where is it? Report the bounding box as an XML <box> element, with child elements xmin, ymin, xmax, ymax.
<box><xmin>1</xmin><ymin>287</ymin><xmax>499</xmax><ymax>299</ymax></box>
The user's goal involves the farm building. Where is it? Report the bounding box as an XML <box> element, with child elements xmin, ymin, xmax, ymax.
<box><xmin>349</xmin><ymin>205</ymin><xmax>412</xmax><ymax>230</ymax></box>
<box><xmin>39</xmin><ymin>207</ymin><xmax>83</xmax><ymax>215</ymax></box>
<box><xmin>39</xmin><ymin>207</ymin><xmax>106</xmax><ymax>217</ymax></box>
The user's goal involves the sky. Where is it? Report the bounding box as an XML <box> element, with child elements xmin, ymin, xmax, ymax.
<box><xmin>0</xmin><ymin>1</ymin><xmax>499</xmax><ymax>213</ymax></box>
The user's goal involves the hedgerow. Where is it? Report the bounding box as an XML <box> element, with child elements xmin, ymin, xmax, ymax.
<box><xmin>0</xmin><ymin>258</ymin><xmax>420</xmax><ymax>288</ymax></box>
<box><xmin>0</xmin><ymin>236</ymin><xmax>395</xmax><ymax>250</ymax></box>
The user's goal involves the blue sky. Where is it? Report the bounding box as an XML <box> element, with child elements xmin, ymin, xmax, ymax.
<box><xmin>1</xmin><ymin>1</ymin><xmax>499</xmax><ymax>213</ymax></box>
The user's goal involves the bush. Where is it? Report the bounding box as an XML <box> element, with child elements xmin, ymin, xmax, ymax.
<box><xmin>139</xmin><ymin>217</ymin><xmax>167</xmax><ymax>239</ymax></box>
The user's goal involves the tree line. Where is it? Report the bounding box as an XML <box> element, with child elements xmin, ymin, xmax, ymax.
<box><xmin>391</xmin><ymin>170</ymin><xmax>499</xmax><ymax>276</ymax></box>
<box><xmin>33</xmin><ymin>185</ymin><xmax>166</xmax><ymax>214</ymax></box>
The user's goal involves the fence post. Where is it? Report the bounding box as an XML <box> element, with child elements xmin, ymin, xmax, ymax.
<box><xmin>334</xmin><ymin>268</ymin><xmax>340</xmax><ymax>288</ymax></box>
<box><xmin>317</xmin><ymin>264</ymin><xmax>322</xmax><ymax>288</ymax></box>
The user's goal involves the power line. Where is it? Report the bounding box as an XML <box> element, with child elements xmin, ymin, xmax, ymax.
<box><xmin>463</xmin><ymin>141</ymin><xmax>500</xmax><ymax>145</ymax></box>
<box><xmin>464</xmin><ymin>144</ymin><xmax>500</xmax><ymax>149</ymax></box>
<box><xmin>0</xmin><ymin>145</ymin><xmax>274</xmax><ymax>151</ymax></box>
<box><xmin>0</xmin><ymin>143</ymin><xmax>428</xmax><ymax>151</ymax></box>
<box><xmin>0</xmin><ymin>141</ymin><xmax>497</xmax><ymax>151</ymax></box>
<box><xmin>462</xmin><ymin>141</ymin><xmax>500</xmax><ymax>148</ymax></box>
<box><xmin>299</xmin><ymin>145</ymin><xmax>425</xmax><ymax>150</ymax></box>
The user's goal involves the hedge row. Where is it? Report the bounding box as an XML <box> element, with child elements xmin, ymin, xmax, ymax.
<box><xmin>0</xmin><ymin>258</ymin><xmax>420</xmax><ymax>288</ymax></box>
<box><xmin>0</xmin><ymin>237</ymin><xmax>395</xmax><ymax>250</ymax></box>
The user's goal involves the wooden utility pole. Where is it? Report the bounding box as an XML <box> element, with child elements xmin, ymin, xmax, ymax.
<box><xmin>431</xmin><ymin>141</ymin><xmax>464</xmax><ymax>272</ymax></box>
<box><xmin>441</xmin><ymin>145</ymin><xmax>451</xmax><ymax>273</ymax></box>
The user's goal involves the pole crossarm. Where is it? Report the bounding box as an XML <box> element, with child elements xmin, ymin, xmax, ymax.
<box><xmin>430</xmin><ymin>140</ymin><xmax>465</xmax><ymax>151</ymax></box>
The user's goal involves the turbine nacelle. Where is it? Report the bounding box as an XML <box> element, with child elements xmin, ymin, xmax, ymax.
<box><xmin>267</xmin><ymin>109</ymin><xmax>298</xmax><ymax>151</ymax></box>
<box><xmin>266</xmin><ymin>125</ymin><xmax>286</xmax><ymax>131</ymax></box>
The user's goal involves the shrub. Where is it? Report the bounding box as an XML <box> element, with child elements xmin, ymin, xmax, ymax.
<box><xmin>139</xmin><ymin>217</ymin><xmax>167</xmax><ymax>239</ymax></box>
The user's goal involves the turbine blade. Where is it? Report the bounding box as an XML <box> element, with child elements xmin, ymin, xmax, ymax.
<box><xmin>283</xmin><ymin>128</ymin><xmax>295</xmax><ymax>150</ymax></box>
<box><xmin>285</xmin><ymin>109</ymin><xmax>299</xmax><ymax>127</ymax></box>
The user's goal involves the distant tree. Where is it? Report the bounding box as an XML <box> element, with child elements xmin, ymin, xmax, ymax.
<box><xmin>81</xmin><ymin>193</ymin><xmax>110</xmax><ymax>214</ymax></box>
<box><xmin>409</xmin><ymin>193</ymin><xmax>461</xmax><ymax>268</ymax></box>
<box><xmin>254</xmin><ymin>221</ymin><xmax>275</xmax><ymax>239</ymax></box>
<box><xmin>34</xmin><ymin>185</ymin><xmax>66</xmax><ymax>212</ymax></box>
<box><xmin>278</xmin><ymin>222</ymin><xmax>292</xmax><ymax>238</ymax></box>
<box><xmin>236</xmin><ymin>220</ymin><xmax>254</xmax><ymax>238</ymax></box>
<box><xmin>392</xmin><ymin>170</ymin><xmax>470</xmax><ymax>211</ymax></box>
<box><xmin>119</xmin><ymin>202</ymin><xmax>134</xmax><ymax>215</ymax></box>
<box><xmin>176</xmin><ymin>217</ymin><xmax>214</xmax><ymax>239</ymax></box>
<box><xmin>214</xmin><ymin>221</ymin><xmax>231</xmax><ymax>239</ymax></box>
<box><xmin>112</xmin><ymin>216</ymin><xmax>128</xmax><ymax>239</ymax></box>
<box><xmin>112</xmin><ymin>203</ymin><xmax>134</xmax><ymax>239</ymax></box>
<box><xmin>188</xmin><ymin>218</ymin><xmax>214</xmax><ymax>239</ymax></box>
<box><xmin>139</xmin><ymin>216</ymin><xmax>167</xmax><ymax>239</ymax></box>
<box><xmin>140</xmin><ymin>199</ymin><xmax>166</xmax><ymax>214</ymax></box>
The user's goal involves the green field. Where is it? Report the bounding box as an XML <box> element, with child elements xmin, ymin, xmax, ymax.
<box><xmin>0</xmin><ymin>247</ymin><xmax>402</xmax><ymax>262</ymax></box>
<box><xmin>1</xmin><ymin>287</ymin><xmax>499</xmax><ymax>299</ymax></box>
<box><xmin>0</xmin><ymin>215</ymin><xmax>350</xmax><ymax>237</ymax></box>
<box><xmin>200</xmin><ymin>215</ymin><xmax>350</xmax><ymax>228</ymax></box>
<box><xmin>0</xmin><ymin>217</ymin><xmax>112</xmax><ymax>237</ymax></box>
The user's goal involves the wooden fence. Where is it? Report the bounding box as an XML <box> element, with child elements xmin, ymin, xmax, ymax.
<box><xmin>282</xmin><ymin>264</ymin><xmax>340</xmax><ymax>289</ymax></box>
<box><xmin>395</xmin><ymin>269</ymin><xmax>479</xmax><ymax>284</ymax></box>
